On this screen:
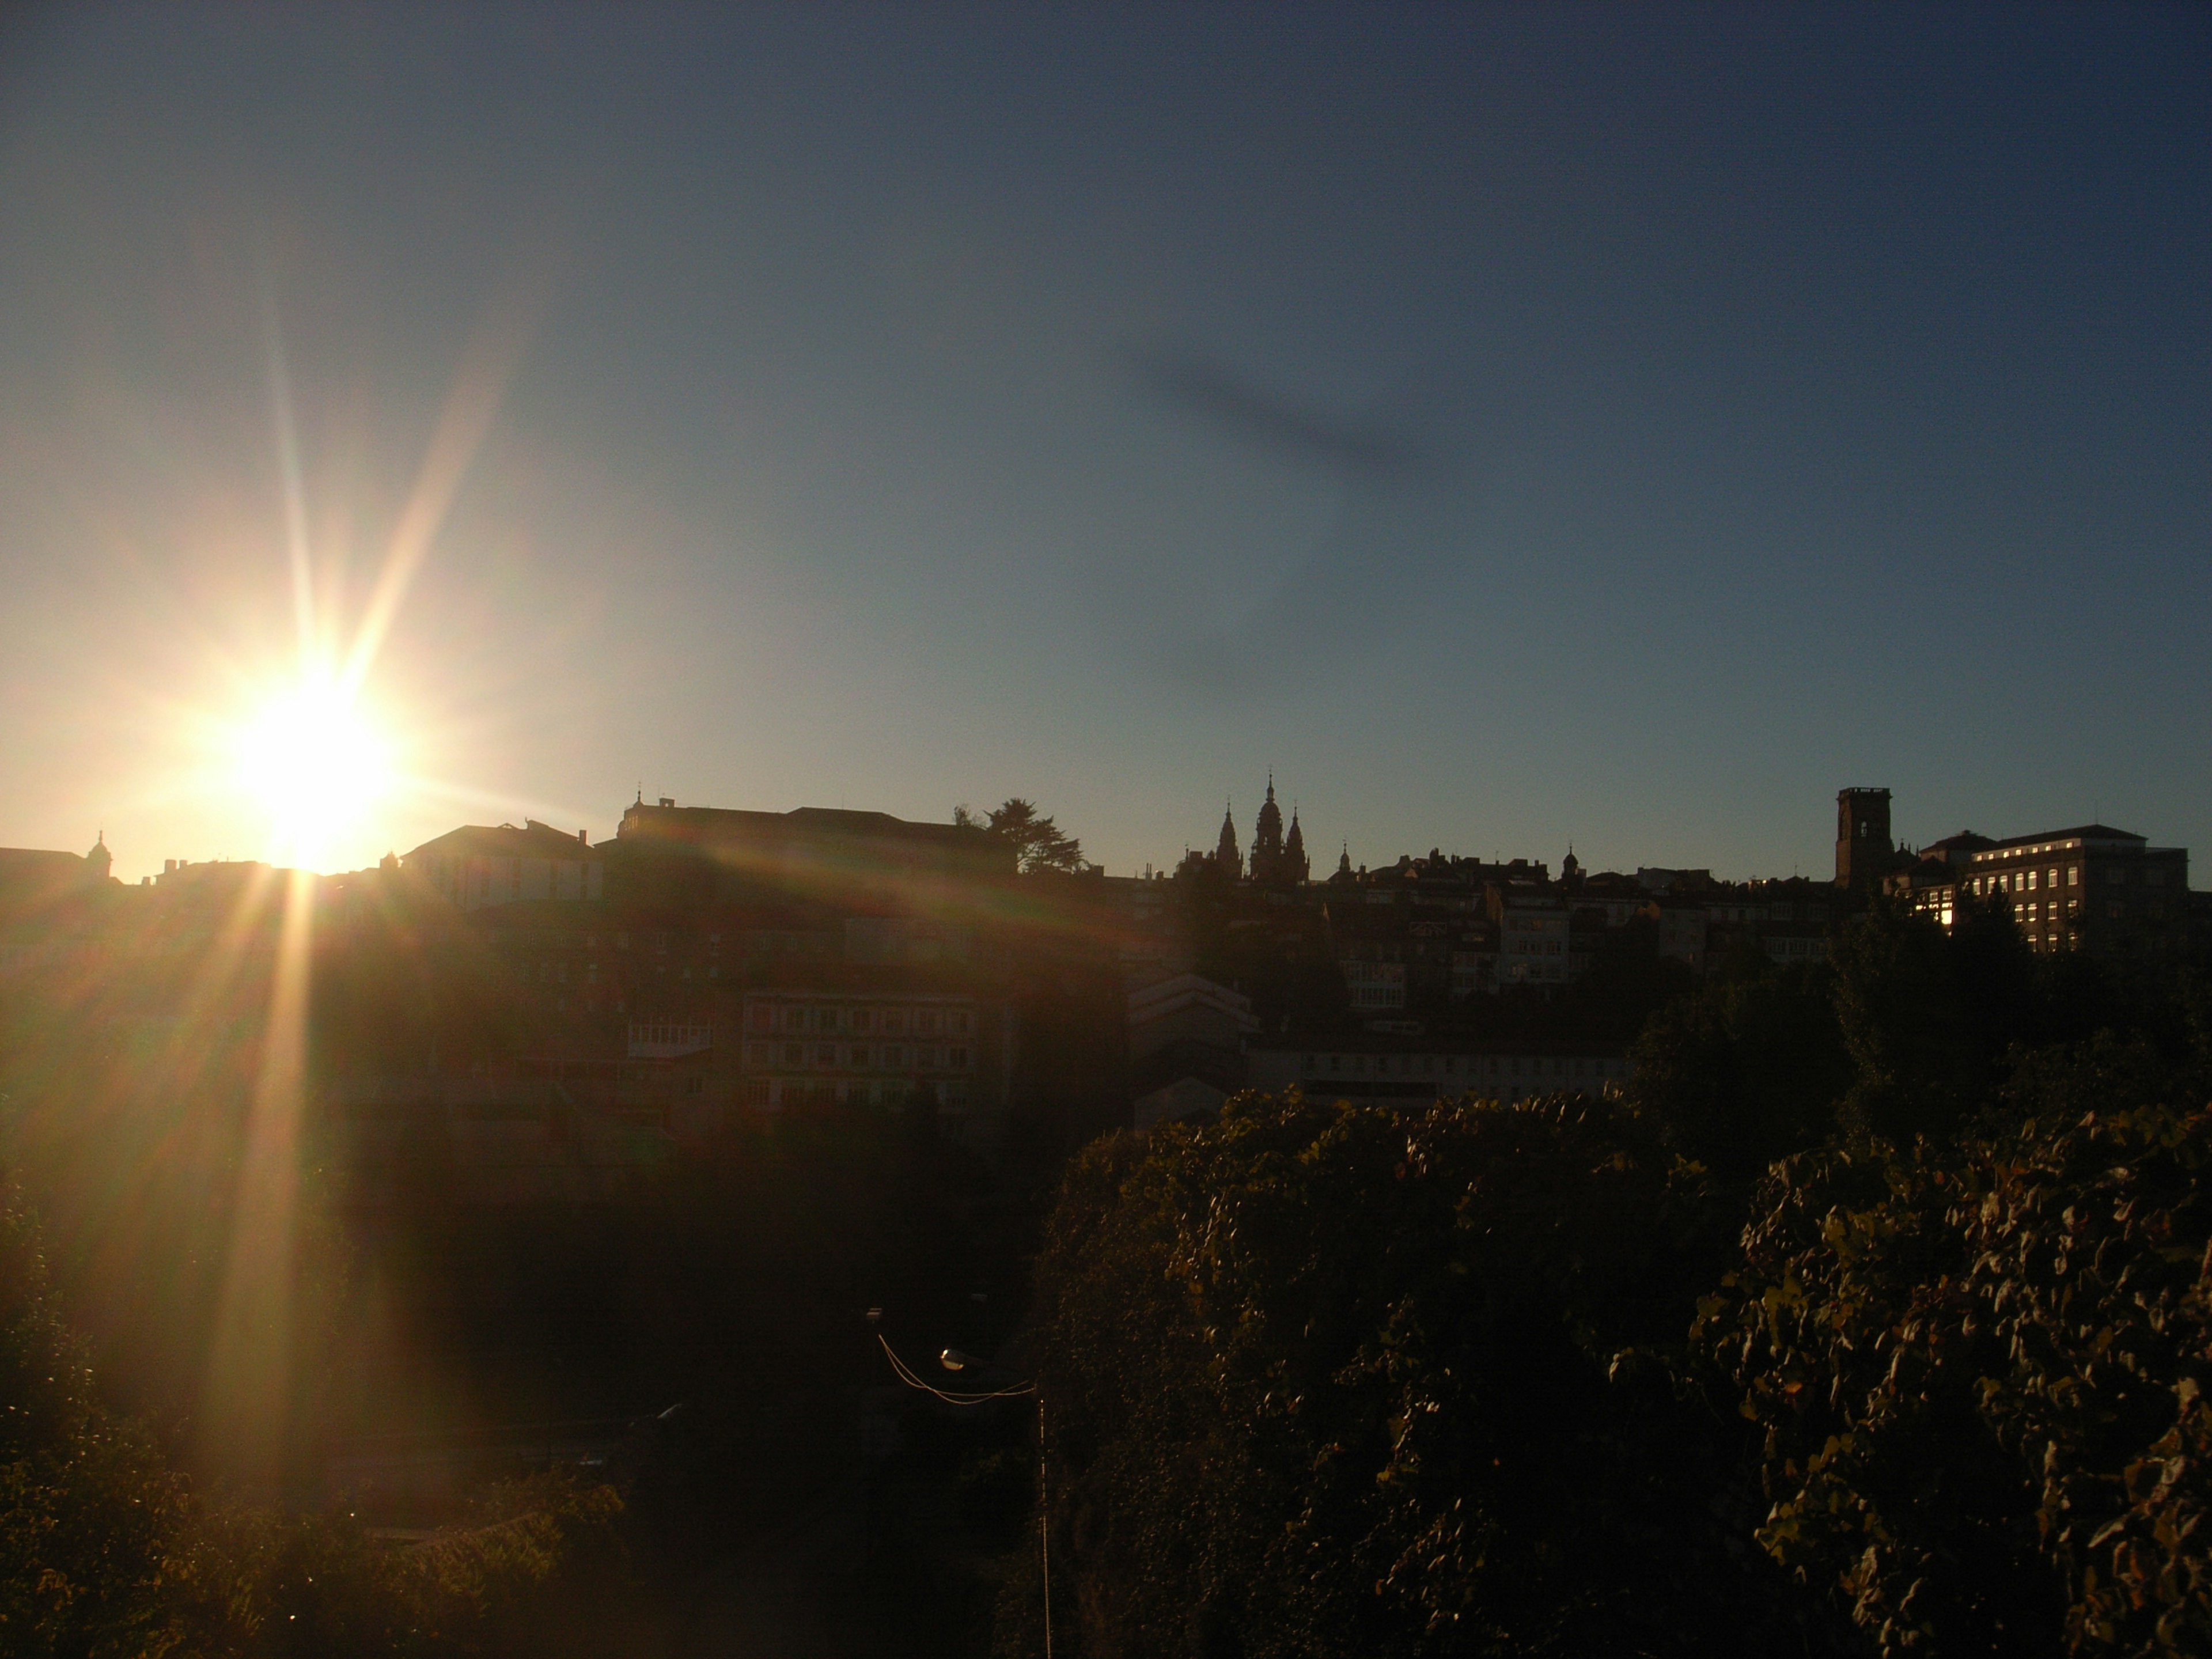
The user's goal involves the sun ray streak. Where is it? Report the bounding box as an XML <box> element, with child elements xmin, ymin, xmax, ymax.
<box><xmin>262</xmin><ymin>300</ymin><xmax>317</xmax><ymax>667</ymax></box>
<box><xmin>340</xmin><ymin>295</ymin><xmax>542</xmax><ymax>700</ymax></box>
<box><xmin>202</xmin><ymin>866</ymin><xmax>316</xmax><ymax>1488</ymax></box>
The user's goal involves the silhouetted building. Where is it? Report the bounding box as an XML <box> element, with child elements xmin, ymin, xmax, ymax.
<box><xmin>1835</xmin><ymin>787</ymin><xmax>1899</xmax><ymax>891</ymax></box>
<box><xmin>404</xmin><ymin>820</ymin><xmax>604</xmax><ymax>910</ymax></box>
<box><xmin>1247</xmin><ymin>777</ymin><xmax>1310</xmax><ymax>887</ymax></box>
<box><xmin>612</xmin><ymin>798</ymin><xmax>1010</xmax><ymax>898</ymax></box>
<box><xmin>736</xmin><ymin>991</ymin><xmax>998</xmax><ymax>1114</ymax></box>
<box><xmin>1490</xmin><ymin>884</ymin><xmax>1570</xmax><ymax>986</ymax></box>
<box><xmin>1127</xmin><ymin>973</ymin><xmax>1259</xmax><ymax>1128</ymax></box>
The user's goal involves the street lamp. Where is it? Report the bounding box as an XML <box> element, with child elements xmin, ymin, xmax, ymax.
<box><xmin>874</xmin><ymin>1325</ymin><xmax>1052</xmax><ymax>1659</ymax></box>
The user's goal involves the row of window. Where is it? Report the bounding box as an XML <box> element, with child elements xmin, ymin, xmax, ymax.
<box><xmin>1969</xmin><ymin>863</ymin><xmax>2166</xmax><ymax>898</ymax></box>
<box><xmin>747</xmin><ymin>1002</ymin><xmax>972</xmax><ymax>1037</ymax></box>
<box><xmin>1973</xmin><ymin>865</ymin><xmax>2079</xmax><ymax>896</ymax></box>
<box><xmin>747</xmin><ymin>1040</ymin><xmax>972</xmax><ymax>1073</ymax></box>
<box><xmin>744</xmin><ymin>1078</ymin><xmax>971</xmax><ymax>1109</ymax></box>
<box><xmin>1300</xmin><ymin>1052</ymin><xmax>1626</xmax><ymax>1081</ymax></box>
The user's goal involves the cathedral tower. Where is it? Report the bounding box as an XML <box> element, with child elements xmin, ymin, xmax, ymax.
<box><xmin>1249</xmin><ymin>775</ymin><xmax>1287</xmax><ymax>884</ymax></box>
<box><xmin>1214</xmin><ymin>802</ymin><xmax>1243</xmax><ymax>880</ymax></box>
<box><xmin>1283</xmin><ymin>806</ymin><xmax>1309</xmax><ymax>884</ymax></box>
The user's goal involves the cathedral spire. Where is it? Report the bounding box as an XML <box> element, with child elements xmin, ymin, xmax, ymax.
<box><xmin>1215</xmin><ymin>801</ymin><xmax>1242</xmax><ymax>879</ymax></box>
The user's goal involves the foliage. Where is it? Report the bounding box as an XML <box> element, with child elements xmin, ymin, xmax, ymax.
<box><xmin>957</xmin><ymin>799</ymin><xmax>1086</xmax><ymax>876</ymax></box>
<box><xmin>1018</xmin><ymin>1089</ymin><xmax>1801</xmax><ymax>1659</ymax></box>
<box><xmin>1700</xmin><ymin>1049</ymin><xmax>2211</xmax><ymax>1656</ymax></box>
<box><xmin>0</xmin><ymin>1187</ymin><xmax>187</xmax><ymax>1658</ymax></box>
<box><xmin>0</xmin><ymin>1183</ymin><xmax>625</xmax><ymax>1659</ymax></box>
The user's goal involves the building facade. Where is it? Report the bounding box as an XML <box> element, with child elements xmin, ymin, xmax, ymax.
<box><xmin>1906</xmin><ymin>824</ymin><xmax>2191</xmax><ymax>960</ymax></box>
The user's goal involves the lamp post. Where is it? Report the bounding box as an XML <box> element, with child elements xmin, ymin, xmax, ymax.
<box><xmin>873</xmin><ymin>1322</ymin><xmax>1051</xmax><ymax>1659</ymax></box>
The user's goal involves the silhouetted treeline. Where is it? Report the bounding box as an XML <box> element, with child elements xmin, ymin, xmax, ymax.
<box><xmin>1013</xmin><ymin>904</ymin><xmax>2212</xmax><ymax>1657</ymax></box>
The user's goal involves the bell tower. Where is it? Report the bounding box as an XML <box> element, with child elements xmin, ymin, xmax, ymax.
<box><xmin>1835</xmin><ymin>787</ymin><xmax>1892</xmax><ymax>890</ymax></box>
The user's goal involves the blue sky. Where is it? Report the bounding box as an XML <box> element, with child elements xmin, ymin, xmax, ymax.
<box><xmin>1</xmin><ymin>4</ymin><xmax>2205</xmax><ymax>880</ymax></box>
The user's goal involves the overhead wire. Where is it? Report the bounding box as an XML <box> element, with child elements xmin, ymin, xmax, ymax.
<box><xmin>876</xmin><ymin>1334</ymin><xmax>1035</xmax><ymax>1404</ymax></box>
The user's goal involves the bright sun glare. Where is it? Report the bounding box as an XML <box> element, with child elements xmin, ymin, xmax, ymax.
<box><xmin>228</xmin><ymin>669</ymin><xmax>398</xmax><ymax>872</ymax></box>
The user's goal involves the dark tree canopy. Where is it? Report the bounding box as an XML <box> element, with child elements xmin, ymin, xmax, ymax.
<box><xmin>956</xmin><ymin>798</ymin><xmax>1086</xmax><ymax>875</ymax></box>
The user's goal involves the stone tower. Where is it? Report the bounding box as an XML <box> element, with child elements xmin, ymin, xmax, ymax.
<box><xmin>1835</xmin><ymin>787</ymin><xmax>1893</xmax><ymax>890</ymax></box>
<box><xmin>1283</xmin><ymin>806</ymin><xmax>1309</xmax><ymax>884</ymax></box>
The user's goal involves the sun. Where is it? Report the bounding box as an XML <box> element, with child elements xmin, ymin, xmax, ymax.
<box><xmin>227</xmin><ymin>668</ymin><xmax>399</xmax><ymax>872</ymax></box>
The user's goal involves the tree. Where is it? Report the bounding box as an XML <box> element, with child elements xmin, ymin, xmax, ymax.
<box><xmin>0</xmin><ymin>1188</ymin><xmax>183</xmax><ymax>1658</ymax></box>
<box><xmin>955</xmin><ymin>798</ymin><xmax>1086</xmax><ymax>875</ymax></box>
<box><xmin>1699</xmin><ymin>1047</ymin><xmax>2212</xmax><ymax>1657</ymax></box>
<box><xmin>1014</xmin><ymin>1090</ymin><xmax>1805</xmax><ymax>1659</ymax></box>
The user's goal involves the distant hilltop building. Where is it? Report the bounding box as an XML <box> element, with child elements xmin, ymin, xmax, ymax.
<box><xmin>402</xmin><ymin>820</ymin><xmax>604</xmax><ymax>910</ymax></box>
<box><xmin>1247</xmin><ymin>776</ymin><xmax>1309</xmax><ymax>887</ymax></box>
<box><xmin>1840</xmin><ymin>785</ymin><xmax>2196</xmax><ymax>963</ymax></box>
<box><xmin>0</xmin><ymin>832</ymin><xmax>112</xmax><ymax>896</ymax></box>
<box><xmin>1894</xmin><ymin>821</ymin><xmax>2191</xmax><ymax>961</ymax></box>
<box><xmin>1195</xmin><ymin>777</ymin><xmax>1311</xmax><ymax>886</ymax></box>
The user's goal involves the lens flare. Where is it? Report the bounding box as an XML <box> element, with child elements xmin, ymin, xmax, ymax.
<box><xmin>226</xmin><ymin>668</ymin><xmax>398</xmax><ymax>871</ymax></box>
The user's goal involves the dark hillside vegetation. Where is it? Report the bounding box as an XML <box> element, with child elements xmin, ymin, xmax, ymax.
<box><xmin>0</xmin><ymin>1185</ymin><xmax>626</xmax><ymax>1658</ymax></box>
